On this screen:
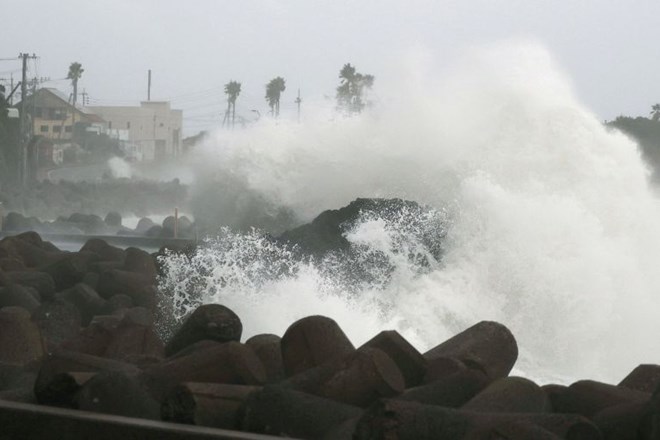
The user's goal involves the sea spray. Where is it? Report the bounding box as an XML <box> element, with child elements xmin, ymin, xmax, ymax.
<box><xmin>107</xmin><ymin>157</ymin><xmax>133</xmax><ymax>179</ymax></box>
<box><xmin>157</xmin><ymin>203</ymin><xmax>448</xmax><ymax>345</ymax></box>
<box><xmin>160</xmin><ymin>41</ymin><xmax>660</xmax><ymax>383</ymax></box>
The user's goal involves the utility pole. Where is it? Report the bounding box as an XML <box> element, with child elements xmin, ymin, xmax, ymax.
<box><xmin>295</xmin><ymin>88</ymin><xmax>302</xmax><ymax>123</ymax></box>
<box><xmin>147</xmin><ymin>70</ymin><xmax>151</xmax><ymax>101</ymax></box>
<box><xmin>18</xmin><ymin>53</ymin><xmax>37</xmax><ymax>188</ymax></box>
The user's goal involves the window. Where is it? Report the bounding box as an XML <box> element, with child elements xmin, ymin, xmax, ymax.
<box><xmin>53</xmin><ymin>126</ymin><xmax>62</xmax><ymax>133</ymax></box>
<box><xmin>40</xmin><ymin>125</ymin><xmax>48</xmax><ymax>133</ymax></box>
<box><xmin>51</xmin><ymin>108</ymin><xmax>67</xmax><ymax>120</ymax></box>
<box><xmin>65</xmin><ymin>125</ymin><xmax>72</xmax><ymax>133</ymax></box>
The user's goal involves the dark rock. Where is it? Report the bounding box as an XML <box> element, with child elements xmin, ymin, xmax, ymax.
<box><xmin>241</xmin><ymin>385</ymin><xmax>363</xmax><ymax>438</ymax></box>
<box><xmin>0</xmin><ymin>386</ymin><xmax>36</xmax><ymax>403</ymax></box>
<box><xmin>0</xmin><ymin>307</ymin><xmax>44</xmax><ymax>366</ymax></box>
<box><xmin>142</xmin><ymin>341</ymin><xmax>266</xmax><ymax>402</ymax></box>
<box><xmin>61</xmin><ymin>314</ymin><xmax>163</xmax><ymax>362</ymax></box>
<box><xmin>423</xmin><ymin>356</ymin><xmax>470</xmax><ymax>384</ymax></box>
<box><xmin>162</xmin><ymin>216</ymin><xmax>176</xmax><ymax>237</ymax></box>
<box><xmin>145</xmin><ymin>225</ymin><xmax>163</xmax><ymax>237</ymax></box>
<box><xmin>31</xmin><ymin>300</ymin><xmax>82</xmax><ymax>352</ymax></box>
<box><xmin>552</xmin><ymin>379</ymin><xmax>650</xmax><ymax>418</ymax></box>
<box><xmin>462</xmin><ymin>376</ymin><xmax>551</xmax><ymax>413</ymax></box>
<box><xmin>67</xmin><ymin>213</ymin><xmax>107</xmax><ymax>234</ymax></box>
<box><xmin>34</xmin><ymin>350</ymin><xmax>139</xmax><ymax>406</ymax></box>
<box><xmin>619</xmin><ymin>364</ymin><xmax>660</xmax><ymax>394</ymax></box>
<box><xmin>96</xmin><ymin>270</ymin><xmax>155</xmax><ymax>308</ymax></box>
<box><xmin>33</xmin><ymin>371</ymin><xmax>95</xmax><ymax>408</ymax></box>
<box><xmin>278</xmin><ymin>198</ymin><xmax>435</xmax><ymax>256</ymax></box>
<box><xmin>80</xmin><ymin>272</ymin><xmax>99</xmax><ymax>290</ymax></box>
<box><xmin>161</xmin><ymin>383</ymin><xmax>261</xmax><ymax>429</ymax></box>
<box><xmin>104</xmin><ymin>211</ymin><xmax>122</xmax><ymax>227</ymax></box>
<box><xmin>55</xmin><ymin>283</ymin><xmax>107</xmax><ymax>327</ymax></box>
<box><xmin>135</xmin><ymin>217</ymin><xmax>156</xmax><ymax>233</ymax></box>
<box><xmin>281</xmin><ymin>315</ymin><xmax>355</xmax><ymax>377</ymax></box>
<box><xmin>424</xmin><ymin>321</ymin><xmax>518</xmax><ymax>381</ymax></box>
<box><xmin>2</xmin><ymin>213</ymin><xmax>42</xmax><ymax>233</ymax></box>
<box><xmin>177</xmin><ymin>216</ymin><xmax>194</xmax><ymax>237</ymax></box>
<box><xmin>3</xmin><ymin>271</ymin><xmax>55</xmax><ymax>301</ymax></box>
<box><xmin>102</xmin><ymin>321</ymin><xmax>164</xmax><ymax>362</ymax></box>
<box><xmin>359</xmin><ymin>330</ymin><xmax>427</xmax><ymax>388</ymax></box>
<box><xmin>245</xmin><ymin>334</ymin><xmax>284</xmax><ymax>383</ymax></box>
<box><xmin>486</xmin><ymin>420</ymin><xmax>565</xmax><ymax>439</ymax></box>
<box><xmin>104</xmin><ymin>294</ymin><xmax>133</xmax><ymax>313</ymax></box>
<box><xmin>79</xmin><ymin>239</ymin><xmax>125</xmax><ymax>263</ymax></box>
<box><xmin>0</xmin><ymin>284</ymin><xmax>41</xmax><ymax>312</ymax></box>
<box><xmin>75</xmin><ymin>371</ymin><xmax>160</xmax><ymax>420</ymax></box>
<box><xmin>165</xmin><ymin>304</ymin><xmax>242</xmax><ymax>357</ymax></box>
<box><xmin>0</xmin><ymin>362</ymin><xmax>37</xmax><ymax>392</ymax></box>
<box><xmin>592</xmin><ymin>401</ymin><xmax>650</xmax><ymax>440</ymax></box>
<box><xmin>0</xmin><ymin>257</ymin><xmax>26</xmax><ymax>272</ymax></box>
<box><xmin>353</xmin><ymin>399</ymin><xmax>601</xmax><ymax>440</ymax></box>
<box><xmin>39</xmin><ymin>252</ymin><xmax>97</xmax><ymax>291</ymax></box>
<box><xmin>123</xmin><ymin>247</ymin><xmax>157</xmax><ymax>279</ymax></box>
<box><xmin>284</xmin><ymin>347</ymin><xmax>405</xmax><ymax>407</ymax></box>
<box><xmin>542</xmin><ymin>384</ymin><xmax>569</xmax><ymax>412</ymax></box>
<box><xmin>397</xmin><ymin>367</ymin><xmax>490</xmax><ymax>407</ymax></box>
<box><xmin>112</xmin><ymin>306</ymin><xmax>154</xmax><ymax>327</ymax></box>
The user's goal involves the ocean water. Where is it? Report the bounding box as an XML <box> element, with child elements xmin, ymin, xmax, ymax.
<box><xmin>159</xmin><ymin>42</ymin><xmax>660</xmax><ymax>384</ymax></box>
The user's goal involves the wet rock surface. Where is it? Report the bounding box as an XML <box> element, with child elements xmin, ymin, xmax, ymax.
<box><xmin>1</xmin><ymin>231</ymin><xmax>660</xmax><ymax>438</ymax></box>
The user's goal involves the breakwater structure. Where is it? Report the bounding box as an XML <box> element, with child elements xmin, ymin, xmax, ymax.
<box><xmin>0</xmin><ymin>230</ymin><xmax>659</xmax><ymax>439</ymax></box>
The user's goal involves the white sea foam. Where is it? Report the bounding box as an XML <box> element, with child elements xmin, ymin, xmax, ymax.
<box><xmin>107</xmin><ymin>157</ymin><xmax>133</xmax><ymax>179</ymax></box>
<box><xmin>159</xmin><ymin>41</ymin><xmax>660</xmax><ymax>384</ymax></box>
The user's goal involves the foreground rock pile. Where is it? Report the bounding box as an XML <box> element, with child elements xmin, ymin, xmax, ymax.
<box><xmin>0</xmin><ymin>232</ymin><xmax>659</xmax><ymax>439</ymax></box>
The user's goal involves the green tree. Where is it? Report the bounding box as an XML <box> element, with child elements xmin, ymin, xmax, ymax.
<box><xmin>336</xmin><ymin>63</ymin><xmax>374</xmax><ymax>115</ymax></box>
<box><xmin>224</xmin><ymin>80</ymin><xmax>242</xmax><ymax>128</ymax></box>
<box><xmin>67</xmin><ymin>62</ymin><xmax>84</xmax><ymax>107</ymax></box>
<box><xmin>265</xmin><ymin>77</ymin><xmax>286</xmax><ymax>117</ymax></box>
<box><xmin>651</xmin><ymin>104</ymin><xmax>660</xmax><ymax>122</ymax></box>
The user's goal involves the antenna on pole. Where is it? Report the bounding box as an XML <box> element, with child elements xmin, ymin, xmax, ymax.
<box><xmin>295</xmin><ymin>88</ymin><xmax>302</xmax><ymax>123</ymax></box>
<box><xmin>147</xmin><ymin>69</ymin><xmax>151</xmax><ymax>101</ymax></box>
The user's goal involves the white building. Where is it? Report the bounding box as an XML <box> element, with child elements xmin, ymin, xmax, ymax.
<box><xmin>89</xmin><ymin>101</ymin><xmax>182</xmax><ymax>161</ymax></box>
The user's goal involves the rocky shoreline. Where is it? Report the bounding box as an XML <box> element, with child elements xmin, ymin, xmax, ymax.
<box><xmin>0</xmin><ymin>230</ymin><xmax>658</xmax><ymax>439</ymax></box>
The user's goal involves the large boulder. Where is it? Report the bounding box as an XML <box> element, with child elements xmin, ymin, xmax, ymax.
<box><xmin>165</xmin><ymin>304</ymin><xmax>242</xmax><ymax>357</ymax></box>
<box><xmin>278</xmin><ymin>198</ymin><xmax>436</xmax><ymax>256</ymax></box>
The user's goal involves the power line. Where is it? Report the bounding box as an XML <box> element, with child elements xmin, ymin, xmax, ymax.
<box><xmin>161</xmin><ymin>86</ymin><xmax>225</xmax><ymax>101</ymax></box>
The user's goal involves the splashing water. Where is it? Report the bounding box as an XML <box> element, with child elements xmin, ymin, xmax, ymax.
<box><xmin>107</xmin><ymin>157</ymin><xmax>133</xmax><ymax>179</ymax></box>
<box><xmin>160</xmin><ymin>41</ymin><xmax>660</xmax><ymax>383</ymax></box>
<box><xmin>158</xmin><ymin>203</ymin><xmax>448</xmax><ymax>347</ymax></box>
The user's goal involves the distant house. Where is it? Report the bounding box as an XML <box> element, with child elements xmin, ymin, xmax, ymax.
<box><xmin>88</xmin><ymin>101</ymin><xmax>183</xmax><ymax>161</ymax></box>
<box><xmin>17</xmin><ymin>88</ymin><xmax>104</xmax><ymax>141</ymax></box>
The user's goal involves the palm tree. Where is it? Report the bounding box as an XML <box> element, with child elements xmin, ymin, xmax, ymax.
<box><xmin>651</xmin><ymin>104</ymin><xmax>660</xmax><ymax>122</ymax></box>
<box><xmin>336</xmin><ymin>63</ymin><xmax>374</xmax><ymax>114</ymax></box>
<box><xmin>66</xmin><ymin>62</ymin><xmax>84</xmax><ymax>135</ymax></box>
<box><xmin>67</xmin><ymin>62</ymin><xmax>84</xmax><ymax>107</ymax></box>
<box><xmin>336</xmin><ymin>63</ymin><xmax>356</xmax><ymax>112</ymax></box>
<box><xmin>265</xmin><ymin>77</ymin><xmax>286</xmax><ymax>117</ymax></box>
<box><xmin>224</xmin><ymin>80</ymin><xmax>241</xmax><ymax>128</ymax></box>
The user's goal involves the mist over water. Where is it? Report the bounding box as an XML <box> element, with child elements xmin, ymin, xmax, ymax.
<box><xmin>160</xmin><ymin>42</ymin><xmax>660</xmax><ymax>383</ymax></box>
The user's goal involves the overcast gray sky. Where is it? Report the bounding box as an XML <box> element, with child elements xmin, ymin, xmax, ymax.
<box><xmin>2</xmin><ymin>0</ymin><xmax>659</xmax><ymax>136</ymax></box>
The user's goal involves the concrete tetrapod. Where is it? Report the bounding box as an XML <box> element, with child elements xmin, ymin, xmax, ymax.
<box><xmin>424</xmin><ymin>320</ymin><xmax>518</xmax><ymax>381</ymax></box>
